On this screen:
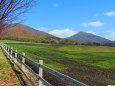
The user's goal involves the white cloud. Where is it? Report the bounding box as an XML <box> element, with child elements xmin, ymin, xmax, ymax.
<box><xmin>53</xmin><ymin>3</ymin><xmax>59</xmax><ymax>7</ymax></box>
<box><xmin>86</xmin><ymin>31</ymin><xmax>96</xmax><ymax>35</ymax></box>
<box><xmin>104</xmin><ymin>30</ymin><xmax>115</xmax><ymax>41</ymax></box>
<box><xmin>38</xmin><ymin>27</ymin><xmax>47</xmax><ymax>31</ymax></box>
<box><xmin>81</xmin><ymin>21</ymin><xmax>104</xmax><ymax>27</ymax></box>
<box><xmin>105</xmin><ymin>11</ymin><xmax>115</xmax><ymax>16</ymax></box>
<box><xmin>49</xmin><ymin>29</ymin><xmax>77</xmax><ymax>38</ymax></box>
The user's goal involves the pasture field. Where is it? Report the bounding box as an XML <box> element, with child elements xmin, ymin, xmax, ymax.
<box><xmin>0</xmin><ymin>40</ymin><xmax>115</xmax><ymax>86</ymax></box>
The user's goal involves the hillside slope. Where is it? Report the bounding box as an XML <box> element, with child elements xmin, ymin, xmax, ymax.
<box><xmin>0</xmin><ymin>23</ymin><xmax>60</xmax><ymax>42</ymax></box>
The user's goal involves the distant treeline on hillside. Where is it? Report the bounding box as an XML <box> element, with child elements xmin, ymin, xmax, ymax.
<box><xmin>1</xmin><ymin>37</ymin><xmax>115</xmax><ymax>47</ymax></box>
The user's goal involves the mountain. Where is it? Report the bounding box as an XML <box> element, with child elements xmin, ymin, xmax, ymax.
<box><xmin>66</xmin><ymin>32</ymin><xmax>115</xmax><ymax>43</ymax></box>
<box><xmin>0</xmin><ymin>23</ymin><xmax>60</xmax><ymax>42</ymax></box>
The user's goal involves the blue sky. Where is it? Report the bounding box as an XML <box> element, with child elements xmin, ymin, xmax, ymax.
<box><xmin>22</xmin><ymin>0</ymin><xmax>115</xmax><ymax>40</ymax></box>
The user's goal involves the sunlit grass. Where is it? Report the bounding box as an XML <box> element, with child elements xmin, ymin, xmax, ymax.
<box><xmin>0</xmin><ymin>40</ymin><xmax>115</xmax><ymax>70</ymax></box>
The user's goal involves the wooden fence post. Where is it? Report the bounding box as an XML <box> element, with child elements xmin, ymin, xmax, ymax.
<box><xmin>11</xmin><ymin>48</ymin><xmax>13</xmax><ymax>59</ymax></box>
<box><xmin>22</xmin><ymin>52</ymin><xmax>25</xmax><ymax>72</ymax></box>
<box><xmin>8</xmin><ymin>47</ymin><xmax>9</xmax><ymax>55</ymax></box>
<box><xmin>39</xmin><ymin>60</ymin><xmax>43</xmax><ymax>86</ymax></box>
<box><xmin>15</xmin><ymin>50</ymin><xmax>17</xmax><ymax>63</ymax></box>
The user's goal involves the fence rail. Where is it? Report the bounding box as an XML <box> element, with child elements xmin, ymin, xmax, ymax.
<box><xmin>0</xmin><ymin>43</ymin><xmax>87</xmax><ymax>86</ymax></box>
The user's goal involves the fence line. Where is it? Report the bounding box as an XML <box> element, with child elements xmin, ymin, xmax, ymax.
<box><xmin>0</xmin><ymin>43</ymin><xmax>87</xmax><ymax>86</ymax></box>
<box><xmin>2</xmin><ymin>44</ymin><xmax>36</xmax><ymax>86</ymax></box>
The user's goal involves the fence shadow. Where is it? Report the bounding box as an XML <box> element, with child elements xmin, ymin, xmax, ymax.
<box><xmin>3</xmin><ymin>50</ymin><xmax>27</xmax><ymax>86</ymax></box>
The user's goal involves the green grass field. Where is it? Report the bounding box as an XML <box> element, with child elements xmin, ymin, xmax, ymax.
<box><xmin>0</xmin><ymin>40</ymin><xmax>115</xmax><ymax>85</ymax></box>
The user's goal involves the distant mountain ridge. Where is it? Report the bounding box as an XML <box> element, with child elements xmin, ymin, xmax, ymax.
<box><xmin>1</xmin><ymin>24</ymin><xmax>115</xmax><ymax>44</ymax></box>
<box><xmin>66</xmin><ymin>32</ymin><xmax>115</xmax><ymax>43</ymax></box>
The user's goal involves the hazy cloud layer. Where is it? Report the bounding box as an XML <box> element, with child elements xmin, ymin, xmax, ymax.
<box><xmin>86</xmin><ymin>31</ymin><xmax>97</xmax><ymax>35</ymax></box>
<box><xmin>105</xmin><ymin>11</ymin><xmax>115</xmax><ymax>16</ymax></box>
<box><xmin>49</xmin><ymin>29</ymin><xmax>77</xmax><ymax>38</ymax></box>
<box><xmin>38</xmin><ymin>27</ymin><xmax>47</xmax><ymax>31</ymax></box>
<box><xmin>104</xmin><ymin>30</ymin><xmax>115</xmax><ymax>41</ymax></box>
<box><xmin>81</xmin><ymin>21</ymin><xmax>104</xmax><ymax>27</ymax></box>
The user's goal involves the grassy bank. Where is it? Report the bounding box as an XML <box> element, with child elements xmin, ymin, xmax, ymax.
<box><xmin>0</xmin><ymin>47</ymin><xmax>21</xmax><ymax>85</ymax></box>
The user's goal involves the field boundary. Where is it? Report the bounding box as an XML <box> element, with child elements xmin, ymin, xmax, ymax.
<box><xmin>0</xmin><ymin>43</ymin><xmax>87</xmax><ymax>86</ymax></box>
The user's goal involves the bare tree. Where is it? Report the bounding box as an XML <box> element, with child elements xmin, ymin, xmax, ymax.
<box><xmin>0</xmin><ymin>0</ymin><xmax>35</xmax><ymax>32</ymax></box>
